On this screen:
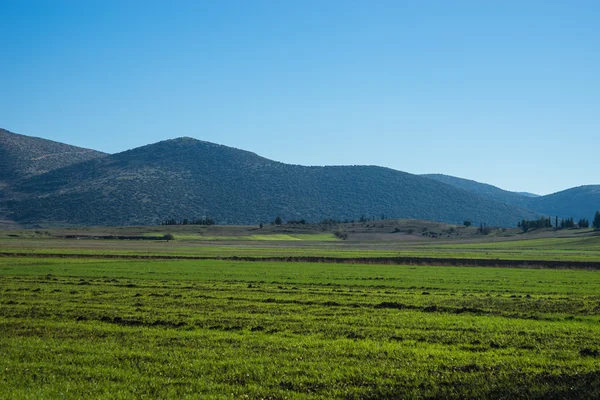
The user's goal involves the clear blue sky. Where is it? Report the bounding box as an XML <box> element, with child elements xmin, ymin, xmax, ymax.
<box><xmin>1</xmin><ymin>1</ymin><xmax>598</xmax><ymax>195</ymax></box>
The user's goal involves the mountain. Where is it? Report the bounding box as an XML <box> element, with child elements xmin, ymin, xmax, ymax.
<box><xmin>526</xmin><ymin>186</ymin><xmax>600</xmax><ymax>220</ymax></box>
<box><xmin>0</xmin><ymin>128</ymin><xmax>107</xmax><ymax>188</ymax></box>
<box><xmin>2</xmin><ymin>136</ymin><xmax>538</xmax><ymax>227</ymax></box>
<box><xmin>424</xmin><ymin>173</ymin><xmax>600</xmax><ymax>221</ymax></box>
<box><xmin>422</xmin><ymin>174</ymin><xmax>533</xmax><ymax>209</ymax></box>
<box><xmin>516</xmin><ymin>192</ymin><xmax>540</xmax><ymax>198</ymax></box>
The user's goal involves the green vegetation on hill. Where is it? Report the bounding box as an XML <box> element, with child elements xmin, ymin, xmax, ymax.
<box><xmin>0</xmin><ymin>128</ymin><xmax>106</xmax><ymax>186</ymax></box>
<box><xmin>3</xmin><ymin>135</ymin><xmax>538</xmax><ymax>227</ymax></box>
<box><xmin>3</xmin><ymin>129</ymin><xmax>597</xmax><ymax>229</ymax></box>
<box><xmin>423</xmin><ymin>173</ymin><xmax>533</xmax><ymax>208</ymax></box>
<box><xmin>526</xmin><ymin>185</ymin><xmax>600</xmax><ymax>221</ymax></box>
<box><xmin>424</xmin><ymin>173</ymin><xmax>600</xmax><ymax>222</ymax></box>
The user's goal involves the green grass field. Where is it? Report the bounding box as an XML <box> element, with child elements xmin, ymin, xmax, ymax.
<box><xmin>142</xmin><ymin>233</ymin><xmax>339</xmax><ymax>241</ymax></box>
<box><xmin>1</xmin><ymin>256</ymin><xmax>600</xmax><ymax>398</ymax></box>
<box><xmin>437</xmin><ymin>235</ymin><xmax>600</xmax><ymax>250</ymax></box>
<box><xmin>2</xmin><ymin>234</ymin><xmax>600</xmax><ymax>263</ymax></box>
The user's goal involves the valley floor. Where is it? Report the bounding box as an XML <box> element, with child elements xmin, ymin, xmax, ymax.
<box><xmin>1</xmin><ymin>226</ymin><xmax>600</xmax><ymax>398</ymax></box>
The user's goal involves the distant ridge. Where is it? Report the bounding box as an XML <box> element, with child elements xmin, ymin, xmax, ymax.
<box><xmin>526</xmin><ymin>185</ymin><xmax>600</xmax><ymax>220</ymax></box>
<box><xmin>1</xmin><ymin>131</ymin><xmax>538</xmax><ymax>227</ymax></box>
<box><xmin>516</xmin><ymin>192</ymin><xmax>540</xmax><ymax>198</ymax></box>
<box><xmin>422</xmin><ymin>174</ymin><xmax>533</xmax><ymax>209</ymax></box>
<box><xmin>0</xmin><ymin>128</ymin><xmax>107</xmax><ymax>187</ymax></box>
<box><xmin>424</xmin><ymin>173</ymin><xmax>600</xmax><ymax>221</ymax></box>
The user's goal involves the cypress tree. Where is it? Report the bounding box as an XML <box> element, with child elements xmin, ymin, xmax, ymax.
<box><xmin>593</xmin><ymin>211</ymin><xmax>600</xmax><ymax>230</ymax></box>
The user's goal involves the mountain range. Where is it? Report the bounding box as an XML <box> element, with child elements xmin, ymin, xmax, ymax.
<box><xmin>0</xmin><ymin>128</ymin><xmax>597</xmax><ymax>228</ymax></box>
<box><xmin>423</xmin><ymin>174</ymin><xmax>600</xmax><ymax>223</ymax></box>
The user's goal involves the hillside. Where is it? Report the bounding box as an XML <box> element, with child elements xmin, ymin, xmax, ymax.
<box><xmin>0</xmin><ymin>128</ymin><xmax>107</xmax><ymax>188</ymax></box>
<box><xmin>526</xmin><ymin>186</ymin><xmax>600</xmax><ymax>220</ymax></box>
<box><xmin>517</xmin><ymin>192</ymin><xmax>540</xmax><ymax>198</ymax></box>
<box><xmin>422</xmin><ymin>174</ymin><xmax>533</xmax><ymax>209</ymax></box>
<box><xmin>3</xmin><ymin>137</ymin><xmax>538</xmax><ymax>227</ymax></box>
<box><xmin>423</xmin><ymin>174</ymin><xmax>600</xmax><ymax>221</ymax></box>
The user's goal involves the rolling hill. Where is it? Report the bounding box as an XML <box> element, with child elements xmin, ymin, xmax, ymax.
<box><xmin>424</xmin><ymin>173</ymin><xmax>600</xmax><ymax>221</ymax></box>
<box><xmin>422</xmin><ymin>174</ymin><xmax>534</xmax><ymax>209</ymax></box>
<box><xmin>516</xmin><ymin>192</ymin><xmax>540</xmax><ymax>198</ymax></box>
<box><xmin>2</xmin><ymin>134</ymin><xmax>539</xmax><ymax>227</ymax></box>
<box><xmin>526</xmin><ymin>186</ymin><xmax>600</xmax><ymax>220</ymax></box>
<box><xmin>0</xmin><ymin>128</ymin><xmax>107</xmax><ymax>188</ymax></box>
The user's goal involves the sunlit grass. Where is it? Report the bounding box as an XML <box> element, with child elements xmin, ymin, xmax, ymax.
<box><xmin>1</xmin><ymin>256</ymin><xmax>599</xmax><ymax>398</ymax></box>
<box><xmin>141</xmin><ymin>232</ymin><xmax>338</xmax><ymax>241</ymax></box>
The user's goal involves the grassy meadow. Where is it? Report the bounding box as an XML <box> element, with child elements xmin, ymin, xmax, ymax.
<box><xmin>1</xmin><ymin>254</ymin><xmax>600</xmax><ymax>399</ymax></box>
<box><xmin>2</xmin><ymin>234</ymin><xmax>600</xmax><ymax>263</ymax></box>
<box><xmin>2</xmin><ymin>225</ymin><xmax>600</xmax><ymax>398</ymax></box>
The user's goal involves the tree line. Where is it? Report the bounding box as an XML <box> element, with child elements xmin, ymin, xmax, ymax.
<box><xmin>160</xmin><ymin>217</ymin><xmax>215</xmax><ymax>226</ymax></box>
<box><xmin>267</xmin><ymin>214</ymin><xmax>391</xmax><ymax>227</ymax></box>
<box><xmin>518</xmin><ymin>211</ymin><xmax>600</xmax><ymax>232</ymax></box>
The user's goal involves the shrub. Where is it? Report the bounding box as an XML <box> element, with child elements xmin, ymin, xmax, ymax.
<box><xmin>334</xmin><ymin>231</ymin><xmax>349</xmax><ymax>240</ymax></box>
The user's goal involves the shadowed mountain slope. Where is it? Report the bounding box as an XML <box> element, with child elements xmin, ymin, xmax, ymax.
<box><xmin>5</xmin><ymin>137</ymin><xmax>538</xmax><ymax>227</ymax></box>
<box><xmin>424</xmin><ymin>173</ymin><xmax>600</xmax><ymax>221</ymax></box>
<box><xmin>517</xmin><ymin>192</ymin><xmax>540</xmax><ymax>198</ymax></box>
<box><xmin>422</xmin><ymin>174</ymin><xmax>533</xmax><ymax>209</ymax></box>
<box><xmin>526</xmin><ymin>186</ymin><xmax>600</xmax><ymax>220</ymax></box>
<box><xmin>0</xmin><ymin>128</ymin><xmax>107</xmax><ymax>187</ymax></box>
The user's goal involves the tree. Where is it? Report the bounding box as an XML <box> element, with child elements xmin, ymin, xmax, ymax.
<box><xmin>519</xmin><ymin>217</ymin><xmax>552</xmax><ymax>232</ymax></box>
<box><xmin>463</xmin><ymin>221</ymin><xmax>472</xmax><ymax>227</ymax></box>
<box><xmin>560</xmin><ymin>217</ymin><xmax>575</xmax><ymax>229</ymax></box>
<box><xmin>334</xmin><ymin>231</ymin><xmax>348</xmax><ymax>240</ymax></box>
<box><xmin>162</xmin><ymin>233</ymin><xmax>175</xmax><ymax>242</ymax></box>
<box><xmin>259</xmin><ymin>223</ymin><xmax>264</xmax><ymax>229</ymax></box>
<box><xmin>274</xmin><ymin>216</ymin><xmax>282</xmax><ymax>225</ymax></box>
<box><xmin>477</xmin><ymin>223</ymin><xmax>492</xmax><ymax>235</ymax></box>
<box><xmin>594</xmin><ymin>211</ymin><xmax>600</xmax><ymax>230</ymax></box>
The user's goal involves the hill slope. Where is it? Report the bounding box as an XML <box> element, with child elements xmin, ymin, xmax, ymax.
<box><xmin>422</xmin><ymin>174</ymin><xmax>533</xmax><ymax>209</ymax></box>
<box><xmin>0</xmin><ymin>128</ymin><xmax>107</xmax><ymax>187</ymax></box>
<box><xmin>4</xmin><ymin>137</ymin><xmax>538</xmax><ymax>227</ymax></box>
<box><xmin>517</xmin><ymin>192</ymin><xmax>540</xmax><ymax>198</ymax></box>
<box><xmin>526</xmin><ymin>186</ymin><xmax>600</xmax><ymax>220</ymax></box>
<box><xmin>424</xmin><ymin>173</ymin><xmax>600</xmax><ymax>221</ymax></box>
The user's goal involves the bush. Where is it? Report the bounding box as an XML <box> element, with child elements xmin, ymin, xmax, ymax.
<box><xmin>162</xmin><ymin>233</ymin><xmax>175</xmax><ymax>241</ymax></box>
<box><xmin>334</xmin><ymin>231</ymin><xmax>349</xmax><ymax>240</ymax></box>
